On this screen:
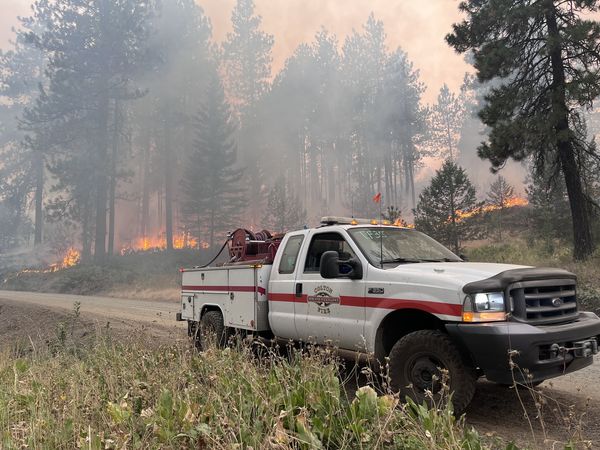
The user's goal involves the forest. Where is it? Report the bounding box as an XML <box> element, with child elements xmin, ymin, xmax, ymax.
<box><xmin>1</xmin><ymin>0</ymin><xmax>600</xmax><ymax>264</ymax></box>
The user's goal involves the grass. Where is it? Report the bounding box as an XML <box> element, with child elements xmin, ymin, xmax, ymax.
<box><xmin>0</xmin><ymin>322</ymin><xmax>519</xmax><ymax>450</ymax></box>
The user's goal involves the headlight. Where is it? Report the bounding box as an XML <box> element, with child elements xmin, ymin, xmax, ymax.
<box><xmin>462</xmin><ymin>292</ymin><xmax>507</xmax><ymax>322</ymax></box>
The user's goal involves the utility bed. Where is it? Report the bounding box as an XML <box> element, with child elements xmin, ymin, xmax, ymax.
<box><xmin>180</xmin><ymin>264</ymin><xmax>271</xmax><ymax>331</ymax></box>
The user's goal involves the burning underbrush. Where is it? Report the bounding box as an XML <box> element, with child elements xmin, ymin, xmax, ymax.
<box><xmin>119</xmin><ymin>232</ymin><xmax>209</xmax><ymax>255</ymax></box>
<box><xmin>1</xmin><ymin>248</ymin><xmax>210</xmax><ymax>298</ymax></box>
<box><xmin>454</xmin><ymin>197</ymin><xmax>529</xmax><ymax>223</ymax></box>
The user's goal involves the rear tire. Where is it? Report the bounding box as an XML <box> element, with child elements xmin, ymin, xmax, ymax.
<box><xmin>197</xmin><ymin>310</ymin><xmax>228</xmax><ymax>350</ymax></box>
<box><xmin>388</xmin><ymin>330</ymin><xmax>476</xmax><ymax>415</ymax></box>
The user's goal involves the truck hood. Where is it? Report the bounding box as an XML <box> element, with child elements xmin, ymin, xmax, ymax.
<box><xmin>385</xmin><ymin>261</ymin><xmax>531</xmax><ymax>291</ymax></box>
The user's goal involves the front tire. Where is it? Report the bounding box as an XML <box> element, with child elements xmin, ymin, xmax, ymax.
<box><xmin>388</xmin><ymin>330</ymin><xmax>476</xmax><ymax>415</ymax></box>
<box><xmin>197</xmin><ymin>310</ymin><xmax>228</xmax><ymax>350</ymax></box>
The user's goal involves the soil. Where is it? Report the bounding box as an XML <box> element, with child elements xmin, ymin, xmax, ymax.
<box><xmin>0</xmin><ymin>290</ymin><xmax>598</xmax><ymax>448</ymax></box>
<box><xmin>0</xmin><ymin>290</ymin><xmax>187</xmax><ymax>351</ymax></box>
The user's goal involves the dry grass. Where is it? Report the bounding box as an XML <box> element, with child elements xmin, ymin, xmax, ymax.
<box><xmin>0</xmin><ymin>320</ymin><xmax>518</xmax><ymax>450</ymax></box>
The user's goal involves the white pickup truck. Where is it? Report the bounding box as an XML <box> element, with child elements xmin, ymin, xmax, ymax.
<box><xmin>177</xmin><ymin>217</ymin><xmax>600</xmax><ymax>413</ymax></box>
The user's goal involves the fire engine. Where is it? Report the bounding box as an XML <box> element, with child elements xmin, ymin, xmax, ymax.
<box><xmin>176</xmin><ymin>217</ymin><xmax>600</xmax><ymax>413</ymax></box>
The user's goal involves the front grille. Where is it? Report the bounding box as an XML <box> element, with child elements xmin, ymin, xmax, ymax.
<box><xmin>509</xmin><ymin>279</ymin><xmax>578</xmax><ymax>325</ymax></box>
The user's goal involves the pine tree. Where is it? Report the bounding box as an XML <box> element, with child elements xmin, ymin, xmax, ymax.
<box><xmin>0</xmin><ymin>14</ymin><xmax>47</xmax><ymax>248</ymax></box>
<box><xmin>486</xmin><ymin>175</ymin><xmax>515</xmax><ymax>240</ymax></box>
<box><xmin>414</xmin><ymin>160</ymin><xmax>482</xmax><ymax>254</ymax></box>
<box><xmin>265</xmin><ymin>176</ymin><xmax>306</xmax><ymax>232</ymax></box>
<box><xmin>139</xmin><ymin>0</ymin><xmax>214</xmax><ymax>252</ymax></box>
<box><xmin>526</xmin><ymin>167</ymin><xmax>572</xmax><ymax>252</ymax></box>
<box><xmin>221</xmin><ymin>0</ymin><xmax>274</xmax><ymax>116</ymax></box>
<box><xmin>447</xmin><ymin>0</ymin><xmax>600</xmax><ymax>260</ymax></box>
<box><xmin>430</xmin><ymin>84</ymin><xmax>465</xmax><ymax>161</ymax></box>
<box><xmin>23</xmin><ymin>0</ymin><xmax>152</xmax><ymax>262</ymax></box>
<box><xmin>220</xmin><ymin>0</ymin><xmax>273</xmax><ymax>230</ymax></box>
<box><xmin>181</xmin><ymin>75</ymin><xmax>245</xmax><ymax>248</ymax></box>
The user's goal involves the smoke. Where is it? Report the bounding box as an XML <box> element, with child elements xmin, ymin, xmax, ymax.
<box><xmin>0</xmin><ymin>1</ymin><xmax>29</xmax><ymax>51</ymax></box>
<box><xmin>202</xmin><ymin>0</ymin><xmax>469</xmax><ymax>103</ymax></box>
<box><xmin>0</xmin><ymin>0</ymin><xmax>532</xmax><ymax>258</ymax></box>
<box><xmin>1</xmin><ymin>0</ymin><xmax>468</xmax><ymax>103</ymax></box>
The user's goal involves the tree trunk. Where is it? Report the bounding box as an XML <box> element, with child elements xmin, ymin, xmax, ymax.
<box><xmin>141</xmin><ymin>137</ymin><xmax>151</xmax><ymax>238</ymax></box>
<box><xmin>33</xmin><ymin>149</ymin><xmax>43</xmax><ymax>246</ymax></box>
<box><xmin>93</xmin><ymin>95</ymin><xmax>110</xmax><ymax>264</ymax></box>
<box><xmin>107</xmin><ymin>100</ymin><xmax>120</xmax><ymax>257</ymax></box>
<box><xmin>164</xmin><ymin>118</ymin><xmax>174</xmax><ymax>251</ymax></box>
<box><xmin>449</xmin><ymin>180</ymin><xmax>459</xmax><ymax>254</ymax></box>
<box><xmin>209</xmin><ymin>208</ymin><xmax>215</xmax><ymax>249</ymax></box>
<box><xmin>545</xmin><ymin>5</ymin><xmax>595</xmax><ymax>260</ymax></box>
<box><xmin>81</xmin><ymin>194</ymin><xmax>92</xmax><ymax>263</ymax></box>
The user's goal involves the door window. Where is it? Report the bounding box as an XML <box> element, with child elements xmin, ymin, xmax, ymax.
<box><xmin>278</xmin><ymin>235</ymin><xmax>304</xmax><ymax>274</ymax></box>
<box><xmin>304</xmin><ymin>232</ymin><xmax>356</xmax><ymax>273</ymax></box>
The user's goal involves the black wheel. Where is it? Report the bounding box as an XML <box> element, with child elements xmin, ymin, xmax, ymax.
<box><xmin>388</xmin><ymin>330</ymin><xmax>476</xmax><ymax>415</ymax></box>
<box><xmin>197</xmin><ymin>310</ymin><xmax>227</xmax><ymax>350</ymax></box>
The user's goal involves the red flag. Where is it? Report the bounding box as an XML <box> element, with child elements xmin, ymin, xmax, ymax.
<box><xmin>373</xmin><ymin>192</ymin><xmax>382</xmax><ymax>203</ymax></box>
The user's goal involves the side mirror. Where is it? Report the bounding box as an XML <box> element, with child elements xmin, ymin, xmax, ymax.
<box><xmin>320</xmin><ymin>251</ymin><xmax>363</xmax><ymax>280</ymax></box>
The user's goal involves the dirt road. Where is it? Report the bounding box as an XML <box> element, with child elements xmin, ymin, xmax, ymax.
<box><xmin>0</xmin><ymin>289</ymin><xmax>183</xmax><ymax>328</ymax></box>
<box><xmin>0</xmin><ymin>290</ymin><xmax>598</xmax><ymax>447</ymax></box>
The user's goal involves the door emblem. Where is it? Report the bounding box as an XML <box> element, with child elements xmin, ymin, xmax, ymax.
<box><xmin>307</xmin><ymin>285</ymin><xmax>340</xmax><ymax>314</ymax></box>
<box><xmin>368</xmin><ymin>287</ymin><xmax>384</xmax><ymax>295</ymax></box>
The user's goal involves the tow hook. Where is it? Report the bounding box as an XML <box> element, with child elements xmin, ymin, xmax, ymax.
<box><xmin>550</xmin><ymin>338</ymin><xmax>599</xmax><ymax>359</ymax></box>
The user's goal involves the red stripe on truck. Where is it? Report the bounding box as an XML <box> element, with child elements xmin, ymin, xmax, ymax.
<box><xmin>268</xmin><ymin>293</ymin><xmax>307</xmax><ymax>302</ymax></box>
<box><xmin>268</xmin><ymin>292</ymin><xmax>461</xmax><ymax>317</ymax></box>
<box><xmin>182</xmin><ymin>285</ymin><xmax>267</xmax><ymax>296</ymax></box>
<box><xmin>182</xmin><ymin>286</ymin><xmax>460</xmax><ymax>317</ymax></box>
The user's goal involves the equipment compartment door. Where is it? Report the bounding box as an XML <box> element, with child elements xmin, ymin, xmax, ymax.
<box><xmin>227</xmin><ymin>267</ymin><xmax>258</xmax><ymax>330</ymax></box>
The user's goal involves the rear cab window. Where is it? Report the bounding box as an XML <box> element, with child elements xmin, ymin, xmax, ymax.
<box><xmin>278</xmin><ymin>235</ymin><xmax>305</xmax><ymax>274</ymax></box>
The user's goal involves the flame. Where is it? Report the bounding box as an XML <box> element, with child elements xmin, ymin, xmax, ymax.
<box><xmin>393</xmin><ymin>218</ymin><xmax>415</xmax><ymax>228</ymax></box>
<box><xmin>120</xmin><ymin>232</ymin><xmax>206</xmax><ymax>255</ymax></box>
<box><xmin>61</xmin><ymin>247</ymin><xmax>81</xmax><ymax>267</ymax></box>
<box><xmin>454</xmin><ymin>196</ymin><xmax>529</xmax><ymax>222</ymax></box>
<box><xmin>15</xmin><ymin>247</ymin><xmax>80</xmax><ymax>276</ymax></box>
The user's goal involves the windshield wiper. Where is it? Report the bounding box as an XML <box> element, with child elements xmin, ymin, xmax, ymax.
<box><xmin>380</xmin><ymin>257</ymin><xmax>422</xmax><ymax>265</ymax></box>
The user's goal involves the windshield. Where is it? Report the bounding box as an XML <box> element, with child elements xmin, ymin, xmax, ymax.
<box><xmin>347</xmin><ymin>227</ymin><xmax>461</xmax><ymax>267</ymax></box>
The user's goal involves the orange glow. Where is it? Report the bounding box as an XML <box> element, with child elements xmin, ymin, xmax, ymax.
<box><xmin>61</xmin><ymin>247</ymin><xmax>81</xmax><ymax>268</ymax></box>
<box><xmin>454</xmin><ymin>196</ymin><xmax>528</xmax><ymax>223</ymax></box>
<box><xmin>393</xmin><ymin>218</ymin><xmax>414</xmax><ymax>228</ymax></box>
<box><xmin>16</xmin><ymin>247</ymin><xmax>80</xmax><ymax>276</ymax></box>
<box><xmin>120</xmin><ymin>232</ymin><xmax>205</xmax><ymax>254</ymax></box>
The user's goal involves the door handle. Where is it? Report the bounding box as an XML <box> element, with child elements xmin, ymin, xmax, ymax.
<box><xmin>295</xmin><ymin>283</ymin><xmax>303</xmax><ymax>298</ymax></box>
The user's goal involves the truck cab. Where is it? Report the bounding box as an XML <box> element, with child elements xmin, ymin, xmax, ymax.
<box><xmin>178</xmin><ymin>217</ymin><xmax>600</xmax><ymax>414</ymax></box>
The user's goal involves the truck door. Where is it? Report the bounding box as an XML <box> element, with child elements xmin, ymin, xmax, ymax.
<box><xmin>294</xmin><ymin>230</ymin><xmax>367</xmax><ymax>350</ymax></box>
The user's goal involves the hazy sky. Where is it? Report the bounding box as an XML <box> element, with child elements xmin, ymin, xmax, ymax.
<box><xmin>0</xmin><ymin>0</ymin><xmax>470</xmax><ymax>103</ymax></box>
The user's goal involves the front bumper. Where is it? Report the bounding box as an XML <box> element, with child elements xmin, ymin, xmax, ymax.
<box><xmin>446</xmin><ymin>312</ymin><xmax>600</xmax><ymax>384</ymax></box>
